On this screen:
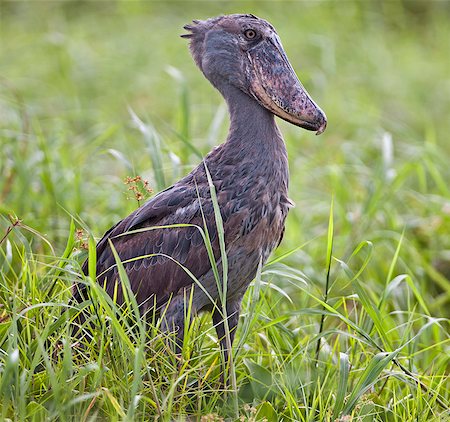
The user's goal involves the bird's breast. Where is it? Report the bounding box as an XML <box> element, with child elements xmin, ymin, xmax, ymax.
<box><xmin>218</xmin><ymin>166</ymin><xmax>292</xmax><ymax>263</ymax></box>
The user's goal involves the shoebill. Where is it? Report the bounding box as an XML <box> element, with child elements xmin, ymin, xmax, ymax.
<box><xmin>73</xmin><ymin>14</ymin><xmax>327</xmax><ymax>366</ymax></box>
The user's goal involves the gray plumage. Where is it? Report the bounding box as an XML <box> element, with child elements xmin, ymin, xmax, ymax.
<box><xmin>73</xmin><ymin>14</ymin><xmax>326</xmax><ymax>361</ymax></box>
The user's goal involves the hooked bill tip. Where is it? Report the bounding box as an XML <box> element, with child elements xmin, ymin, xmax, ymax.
<box><xmin>315</xmin><ymin>119</ymin><xmax>327</xmax><ymax>135</ymax></box>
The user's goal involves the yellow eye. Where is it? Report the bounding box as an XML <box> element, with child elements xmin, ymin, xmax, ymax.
<box><xmin>244</xmin><ymin>29</ymin><xmax>257</xmax><ymax>40</ymax></box>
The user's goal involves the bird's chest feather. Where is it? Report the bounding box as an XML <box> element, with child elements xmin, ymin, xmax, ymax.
<box><xmin>216</xmin><ymin>159</ymin><xmax>292</xmax><ymax>263</ymax></box>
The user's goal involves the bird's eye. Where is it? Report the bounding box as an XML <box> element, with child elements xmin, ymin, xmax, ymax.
<box><xmin>243</xmin><ymin>29</ymin><xmax>257</xmax><ymax>40</ymax></box>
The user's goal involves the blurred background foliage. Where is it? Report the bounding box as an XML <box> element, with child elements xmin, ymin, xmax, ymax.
<box><xmin>1</xmin><ymin>1</ymin><xmax>450</xmax><ymax>306</ymax></box>
<box><xmin>0</xmin><ymin>1</ymin><xmax>449</xmax><ymax>418</ymax></box>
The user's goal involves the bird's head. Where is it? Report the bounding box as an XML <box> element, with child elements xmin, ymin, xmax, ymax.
<box><xmin>182</xmin><ymin>14</ymin><xmax>327</xmax><ymax>135</ymax></box>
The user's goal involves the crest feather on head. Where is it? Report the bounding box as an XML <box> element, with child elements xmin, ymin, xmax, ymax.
<box><xmin>180</xmin><ymin>20</ymin><xmax>201</xmax><ymax>39</ymax></box>
<box><xmin>180</xmin><ymin>17</ymin><xmax>219</xmax><ymax>71</ymax></box>
<box><xmin>180</xmin><ymin>15</ymin><xmax>270</xmax><ymax>72</ymax></box>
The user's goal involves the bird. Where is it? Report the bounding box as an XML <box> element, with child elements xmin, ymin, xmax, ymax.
<box><xmin>72</xmin><ymin>14</ymin><xmax>326</xmax><ymax>364</ymax></box>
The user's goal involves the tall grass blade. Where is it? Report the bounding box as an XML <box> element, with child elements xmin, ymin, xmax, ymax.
<box><xmin>333</xmin><ymin>352</ymin><xmax>350</xmax><ymax>419</ymax></box>
<box><xmin>203</xmin><ymin>160</ymin><xmax>238</xmax><ymax>415</ymax></box>
<box><xmin>342</xmin><ymin>350</ymin><xmax>400</xmax><ymax>415</ymax></box>
<box><xmin>128</xmin><ymin>106</ymin><xmax>166</xmax><ymax>191</ymax></box>
<box><xmin>315</xmin><ymin>197</ymin><xmax>334</xmax><ymax>364</ymax></box>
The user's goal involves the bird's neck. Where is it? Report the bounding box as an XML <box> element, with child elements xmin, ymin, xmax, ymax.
<box><xmin>221</xmin><ymin>85</ymin><xmax>286</xmax><ymax>157</ymax></box>
<box><xmin>202</xmin><ymin>84</ymin><xmax>290</xmax><ymax>192</ymax></box>
<box><xmin>200</xmin><ymin>83</ymin><xmax>290</xmax><ymax>197</ymax></box>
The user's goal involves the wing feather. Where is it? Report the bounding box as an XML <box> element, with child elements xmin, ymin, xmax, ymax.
<box><xmin>77</xmin><ymin>176</ymin><xmax>244</xmax><ymax>311</ymax></box>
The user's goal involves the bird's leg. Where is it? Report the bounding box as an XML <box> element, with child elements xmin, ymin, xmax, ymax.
<box><xmin>160</xmin><ymin>291</ymin><xmax>198</xmax><ymax>356</ymax></box>
<box><xmin>212</xmin><ymin>299</ymin><xmax>241</xmax><ymax>385</ymax></box>
<box><xmin>161</xmin><ymin>295</ymin><xmax>188</xmax><ymax>355</ymax></box>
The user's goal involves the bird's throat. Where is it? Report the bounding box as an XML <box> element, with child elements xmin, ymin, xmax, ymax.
<box><xmin>222</xmin><ymin>85</ymin><xmax>285</xmax><ymax>157</ymax></box>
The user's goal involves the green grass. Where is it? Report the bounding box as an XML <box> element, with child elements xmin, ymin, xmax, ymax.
<box><xmin>1</xmin><ymin>1</ymin><xmax>449</xmax><ymax>420</ymax></box>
